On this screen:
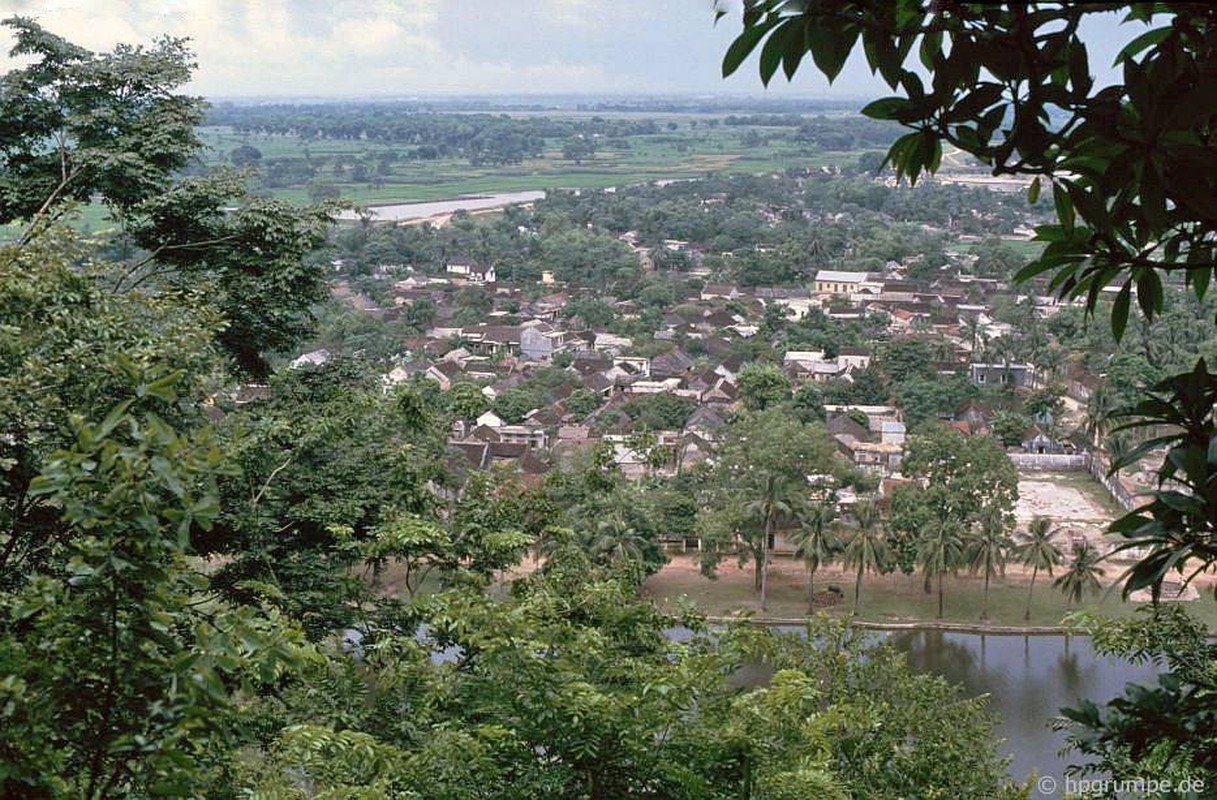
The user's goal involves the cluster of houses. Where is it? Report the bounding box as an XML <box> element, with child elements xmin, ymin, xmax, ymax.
<box><xmin>284</xmin><ymin>244</ymin><xmax>1100</xmax><ymax>495</ymax></box>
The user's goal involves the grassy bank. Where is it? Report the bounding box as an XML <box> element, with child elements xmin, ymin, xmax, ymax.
<box><xmin>643</xmin><ymin>555</ymin><xmax>1217</xmax><ymax>631</ymax></box>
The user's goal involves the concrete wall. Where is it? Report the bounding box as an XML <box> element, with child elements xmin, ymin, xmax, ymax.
<box><xmin>1087</xmin><ymin>454</ymin><xmax>1141</xmax><ymax>511</ymax></box>
<box><xmin>1008</xmin><ymin>453</ymin><xmax>1090</xmax><ymax>471</ymax></box>
<box><xmin>1009</xmin><ymin>451</ymin><xmax>1141</xmax><ymax>512</ymax></box>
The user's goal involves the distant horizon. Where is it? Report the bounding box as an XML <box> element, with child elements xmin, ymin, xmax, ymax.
<box><xmin>202</xmin><ymin>91</ymin><xmax>876</xmax><ymax>104</ymax></box>
<box><xmin>1</xmin><ymin>2</ymin><xmax>1132</xmax><ymax>100</ymax></box>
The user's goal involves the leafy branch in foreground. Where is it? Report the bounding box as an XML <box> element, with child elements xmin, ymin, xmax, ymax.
<box><xmin>719</xmin><ymin>0</ymin><xmax>1217</xmax><ymax>598</ymax></box>
<box><xmin>1058</xmin><ymin>606</ymin><xmax>1217</xmax><ymax>782</ymax></box>
<box><xmin>720</xmin><ymin>2</ymin><xmax>1215</xmax><ymax>330</ymax></box>
<box><xmin>1</xmin><ymin>375</ymin><xmax>313</xmax><ymax>797</ymax></box>
<box><xmin>1105</xmin><ymin>359</ymin><xmax>1217</xmax><ymax>598</ymax></box>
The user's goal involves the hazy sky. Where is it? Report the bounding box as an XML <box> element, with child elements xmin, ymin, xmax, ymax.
<box><xmin>0</xmin><ymin>1</ymin><xmax>1132</xmax><ymax>100</ymax></box>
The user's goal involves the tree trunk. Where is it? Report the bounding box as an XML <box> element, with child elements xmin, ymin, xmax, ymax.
<box><xmin>937</xmin><ymin>572</ymin><xmax>944</xmax><ymax>619</ymax></box>
<box><xmin>753</xmin><ymin>549</ymin><xmax>763</xmax><ymax>590</ymax></box>
<box><xmin>759</xmin><ymin>518</ymin><xmax>770</xmax><ymax>612</ymax></box>
<box><xmin>981</xmin><ymin>570</ymin><xmax>991</xmax><ymax>622</ymax></box>
<box><xmin>923</xmin><ymin>571</ymin><xmax>932</xmax><ymax>594</ymax></box>
<box><xmin>853</xmin><ymin>564</ymin><xmax>863</xmax><ymax>616</ymax></box>
<box><xmin>1024</xmin><ymin>565</ymin><xmax>1039</xmax><ymax>621</ymax></box>
<box><xmin>806</xmin><ymin>563</ymin><xmax>816</xmax><ymax>615</ymax></box>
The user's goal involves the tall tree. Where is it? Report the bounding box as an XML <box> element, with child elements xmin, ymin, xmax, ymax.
<box><xmin>697</xmin><ymin>409</ymin><xmax>836</xmax><ymax>600</ymax></box>
<box><xmin>789</xmin><ymin>499</ymin><xmax>842</xmax><ymax>613</ymax></box>
<box><xmin>737</xmin><ymin>362</ymin><xmax>792</xmax><ymax>411</ymax></box>
<box><xmin>1016</xmin><ymin>516</ymin><xmax>1065</xmax><ymax>621</ymax></box>
<box><xmin>122</xmin><ymin>173</ymin><xmax>333</xmax><ymax>378</ymax></box>
<box><xmin>203</xmin><ymin>359</ymin><xmax>448</xmax><ymax>636</ymax></box>
<box><xmin>1055</xmin><ymin>541</ymin><xmax>1107</xmax><ymax>607</ymax></box>
<box><xmin>967</xmin><ymin>506</ymin><xmax>1013</xmax><ymax>622</ymax></box>
<box><xmin>899</xmin><ymin>425</ymin><xmax>1019</xmax><ymax>611</ymax></box>
<box><xmin>743</xmin><ymin>474</ymin><xmax>799</xmax><ymax>611</ymax></box>
<box><xmin>0</xmin><ymin>17</ymin><xmax>203</xmax><ymax>228</ymax></box>
<box><xmin>915</xmin><ymin>495</ymin><xmax>966</xmax><ymax>619</ymax></box>
<box><xmin>841</xmin><ymin>497</ymin><xmax>890</xmax><ymax>616</ymax></box>
<box><xmin>962</xmin><ymin>314</ymin><xmax>984</xmax><ymax>356</ymax></box>
<box><xmin>0</xmin><ymin>18</ymin><xmax>335</xmax><ymax>379</ymax></box>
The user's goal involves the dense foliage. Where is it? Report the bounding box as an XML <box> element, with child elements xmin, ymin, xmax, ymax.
<box><xmin>721</xmin><ymin>0</ymin><xmax>1217</xmax><ymax>790</ymax></box>
<box><xmin>203</xmin><ymin>102</ymin><xmax>901</xmax><ymax>168</ymax></box>
<box><xmin>0</xmin><ymin>18</ymin><xmax>1038</xmax><ymax>796</ymax></box>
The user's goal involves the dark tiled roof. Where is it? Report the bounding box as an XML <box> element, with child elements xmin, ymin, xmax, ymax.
<box><xmin>826</xmin><ymin>413</ymin><xmax>873</xmax><ymax>442</ymax></box>
<box><xmin>487</xmin><ymin>442</ymin><xmax>528</xmax><ymax>460</ymax></box>
<box><xmin>450</xmin><ymin>441</ymin><xmax>488</xmax><ymax>469</ymax></box>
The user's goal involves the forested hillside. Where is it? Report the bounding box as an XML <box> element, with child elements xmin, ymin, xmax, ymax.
<box><xmin>4</xmin><ymin>3</ymin><xmax>1216</xmax><ymax>796</ymax></box>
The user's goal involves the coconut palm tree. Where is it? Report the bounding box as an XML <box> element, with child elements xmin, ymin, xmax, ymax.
<box><xmin>988</xmin><ymin>335</ymin><xmax>1018</xmax><ymax>389</ymax></box>
<box><xmin>743</xmin><ymin>474</ymin><xmax>798</xmax><ymax>612</ymax></box>
<box><xmin>841</xmin><ymin>498</ymin><xmax>890</xmax><ymax>616</ymax></box>
<box><xmin>1106</xmin><ymin>428</ymin><xmax>1135</xmax><ymax>461</ymax></box>
<box><xmin>789</xmin><ymin>500</ymin><xmax>843</xmax><ymax>614</ymax></box>
<box><xmin>805</xmin><ymin>229</ymin><xmax>829</xmax><ymax>263</ymax></box>
<box><xmin>1084</xmin><ymin>383</ymin><xmax>1116</xmax><ymax>449</ymax></box>
<box><xmin>967</xmin><ymin>507</ymin><xmax>1013</xmax><ymax>622</ymax></box>
<box><xmin>962</xmin><ymin>314</ymin><xmax>984</xmax><ymax>356</ymax></box>
<box><xmin>976</xmin><ymin>330</ymin><xmax>992</xmax><ymax>363</ymax></box>
<box><xmin>1016</xmin><ymin>516</ymin><xmax>1064</xmax><ymax>621</ymax></box>
<box><xmin>931</xmin><ymin>337</ymin><xmax>956</xmax><ymax>363</ymax></box>
<box><xmin>1054</xmin><ymin>540</ymin><xmax>1106</xmax><ymax>606</ymax></box>
<box><xmin>917</xmin><ymin>511</ymin><xmax>966</xmax><ymax>619</ymax></box>
<box><xmin>1032</xmin><ymin>344</ymin><xmax>1065</xmax><ymax>388</ymax></box>
<box><xmin>583</xmin><ymin>508</ymin><xmax>649</xmax><ymax>567</ymax></box>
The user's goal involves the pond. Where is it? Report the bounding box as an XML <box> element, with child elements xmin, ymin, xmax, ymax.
<box><xmin>886</xmin><ymin>630</ymin><xmax>1157</xmax><ymax>789</ymax></box>
<box><xmin>667</xmin><ymin>624</ymin><xmax>1158</xmax><ymax>789</ymax></box>
<box><xmin>409</xmin><ymin>620</ymin><xmax>1159</xmax><ymax>791</ymax></box>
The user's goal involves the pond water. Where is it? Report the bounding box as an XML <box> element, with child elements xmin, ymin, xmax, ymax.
<box><xmin>666</xmin><ymin>624</ymin><xmax>1158</xmax><ymax>788</ymax></box>
<box><xmin>335</xmin><ymin>190</ymin><xmax>546</xmax><ymax>222</ymax></box>
<box><xmin>408</xmin><ymin>620</ymin><xmax>1158</xmax><ymax>791</ymax></box>
<box><xmin>885</xmin><ymin>630</ymin><xmax>1157</xmax><ymax>789</ymax></box>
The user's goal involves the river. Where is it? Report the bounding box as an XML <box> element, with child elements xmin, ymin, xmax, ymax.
<box><xmin>334</xmin><ymin>190</ymin><xmax>546</xmax><ymax>223</ymax></box>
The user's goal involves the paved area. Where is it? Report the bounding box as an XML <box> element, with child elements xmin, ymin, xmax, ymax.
<box><xmin>1015</xmin><ymin>475</ymin><xmax>1117</xmax><ymax>553</ymax></box>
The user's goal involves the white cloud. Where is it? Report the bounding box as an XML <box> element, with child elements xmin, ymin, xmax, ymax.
<box><xmin>0</xmin><ymin>0</ymin><xmax>454</xmax><ymax>95</ymax></box>
<box><xmin>534</xmin><ymin>0</ymin><xmax>608</xmax><ymax>28</ymax></box>
<box><xmin>0</xmin><ymin>0</ymin><xmax>881</xmax><ymax>97</ymax></box>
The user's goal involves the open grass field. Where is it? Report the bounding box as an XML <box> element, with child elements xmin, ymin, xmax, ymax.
<box><xmin>197</xmin><ymin>121</ymin><xmax>878</xmax><ymax>206</ymax></box>
<box><xmin>645</xmin><ymin>474</ymin><xmax>1217</xmax><ymax>630</ymax></box>
<box><xmin>953</xmin><ymin>236</ymin><xmax>1045</xmax><ymax>259</ymax></box>
<box><xmin>0</xmin><ymin>202</ymin><xmax>120</xmax><ymax>242</ymax></box>
<box><xmin>643</xmin><ymin>554</ymin><xmax>1217</xmax><ymax>630</ymax></box>
<box><xmin>0</xmin><ymin>114</ymin><xmax>881</xmax><ymax>238</ymax></box>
